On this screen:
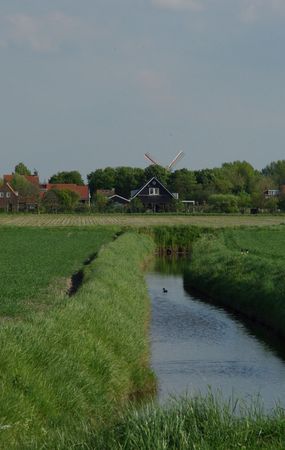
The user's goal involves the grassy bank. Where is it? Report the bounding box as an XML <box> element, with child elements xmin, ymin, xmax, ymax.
<box><xmin>185</xmin><ymin>227</ymin><xmax>285</xmax><ymax>337</ymax></box>
<box><xmin>0</xmin><ymin>232</ymin><xmax>155</xmax><ymax>449</ymax></box>
<box><xmin>92</xmin><ymin>395</ymin><xmax>285</xmax><ymax>450</ymax></box>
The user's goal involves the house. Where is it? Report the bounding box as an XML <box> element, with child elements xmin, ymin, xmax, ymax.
<box><xmin>4</xmin><ymin>174</ymin><xmax>40</xmax><ymax>187</ymax></box>
<box><xmin>264</xmin><ymin>189</ymin><xmax>280</xmax><ymax>199</ymax></box>
<box><xmin>4</xmin><ymin>174</ymin><xmax>40</xmax><ymax>211</ymax></box>
<box><xmin>130</xmin><ymin>177</ymin><xmax>178</xmax><ymax>212</ymax></box>
<box><xmin>0</xmin><ymin>183</ymin><xmax>19</xmax><ymax>212</ymax></box>
<box><xmin>40</xmin><ymin>184</ymin><xmax>90</xmax><ymax>204</ymax></box>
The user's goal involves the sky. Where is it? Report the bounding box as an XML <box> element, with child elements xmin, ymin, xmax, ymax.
<box><xmin>1</xmin><ymin>0</ymin><xmax>285</xmax><ymax>181</ymax></box>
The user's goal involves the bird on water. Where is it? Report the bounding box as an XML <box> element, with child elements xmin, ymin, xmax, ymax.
<box><xmin>163</xmin><ymin>288</ymin><xmax>168</xmax><ymax>293</ymax></box>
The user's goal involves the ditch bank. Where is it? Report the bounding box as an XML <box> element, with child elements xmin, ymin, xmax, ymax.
<box><xmin>0</xmin><ymin>232</ymin><xmax>156</xmax><ymax>450</ymax></box>
<box><xmin>184</xmin><ymin>232</ymin><xmax>285</xmax><ymax>339</ymax></box>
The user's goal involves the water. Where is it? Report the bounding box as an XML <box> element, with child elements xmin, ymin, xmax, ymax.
<box><xmin>146</xmin><ymin>258</ymin><xmax>285</xmax><ymax>410</ymax></box>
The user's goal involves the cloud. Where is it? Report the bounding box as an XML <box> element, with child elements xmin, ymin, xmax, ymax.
<box><xmin>151</xmin><ymin>0</ymin><xmax>205</xmax><ymax>12</ymax></box>
<box><xmin>0</xmin><ymin>12</ymin><xmax>89</xmax><ymax>52</ymax></box>
<box><xmin>137</xmin><ymin>69</ymin><xmax>176</xmax><ymax>106</ymax></box>
<box><xmin>240</xmin><ymin>0</ymin><xmax>285</xmax><ymax>23</ymax></box>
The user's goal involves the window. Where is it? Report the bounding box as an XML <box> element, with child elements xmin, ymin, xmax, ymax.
<box><xmin>149</xmin><ymin>187</ymin><xmax>159</xmax><ymax>196</ymax></box>
<box><xmin>6</xmin><ymin>192</ymin><xmax>11</xmax><ymax>198</ymax></box>
<box><xmin>0</xmin><ymin>192</ymin><xmax>4</xmax><ymax>198</ymax></box>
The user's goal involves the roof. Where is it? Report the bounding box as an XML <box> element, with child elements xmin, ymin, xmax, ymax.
<box><xmin>44</xmin><ymin>183</ymin><xmax>89</xmax><ymax>201</ymax></box>
<box><xmin>4</xmin><ymin>174</ymin><xmax>40</xmax><ymax>186</ymax></box>
<box><xmin>130</xmin><ymin>177</ymin><xmax>176</xmax><ymax>200</ymax></box>
<box><xmin>108</xmin><ymin>194</ymin><xmax>130</xmax><ymax>203</ymax></box>
<box><xmin>0</xmin><ymin>182</ymin><xmax>19</xmax><ymax>197</ymax></box>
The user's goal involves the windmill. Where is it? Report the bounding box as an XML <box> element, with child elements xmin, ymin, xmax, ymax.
<box><xmin>144</xmin><ymin>151</ymin><xmax>185</xmax><ymax>172</ymax></box>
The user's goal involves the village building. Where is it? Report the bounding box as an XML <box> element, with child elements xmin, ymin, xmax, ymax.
<box><xmin>0</xmin><ymin>183</ymin><xmax>19</xmax><ymax>212</ymax></box>
<box><xmin>130</xmin><ymin>177</ymin><xmax>178</xmax><ymax>212</ymax></box>
<box><xmin>4</xmin><ymin>173</ymin><xmax>40</xmax><ymax>211</ymax></box>
<box><xmin>40</xmin><ymin>183</ymin><xmax>90</xmax><ymax>205</ymax></box>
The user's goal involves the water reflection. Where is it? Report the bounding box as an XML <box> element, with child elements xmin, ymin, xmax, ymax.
<box><xmin>147</xmin><ymin>257</ymin><xmax>285</xmax><ymax>410</ymax></box>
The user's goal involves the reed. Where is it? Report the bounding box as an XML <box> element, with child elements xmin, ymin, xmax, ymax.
<box><xmin>91</xmin><ymin>394</ymin><xmax>285</xmax><ymax>449</ymax></box>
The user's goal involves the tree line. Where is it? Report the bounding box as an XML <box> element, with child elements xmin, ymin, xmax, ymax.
<box><xmin>2</xmin><ymin>160</ymin><xmax>285</xmax><ymax>213</ymax></box>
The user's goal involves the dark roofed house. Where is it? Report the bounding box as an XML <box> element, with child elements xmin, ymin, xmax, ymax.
<box><xmin>131</xmin><ymin>177</ymin><xmax>178</xmax><ymax>212</ymax></box>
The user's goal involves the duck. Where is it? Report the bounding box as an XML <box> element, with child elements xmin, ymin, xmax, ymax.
<box><xmin>163</xmin><ymin>288</ymin><xmax>168</xmax><ymax>293</ymax></box>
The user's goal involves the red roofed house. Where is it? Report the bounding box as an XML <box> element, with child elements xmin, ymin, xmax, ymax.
<box><xmin>40</xmin><ymin>184</ymin><xmax>90</xmax><ymax>205</ymax></box>
<box><xmin>3</xmin><ymin>174</ymin><xmax>40</xmax><ymax>211</ymax></box>
<box><xmin>0</xmin><ymin>183</ymin><xmax>19</xmax><ymax>212</ymax></box>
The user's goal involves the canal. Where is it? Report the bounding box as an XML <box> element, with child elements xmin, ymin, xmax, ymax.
<box><xmin>146</xmin><ymin>257</ymin><xmax>285</xmax><ymax>410</ymax></box>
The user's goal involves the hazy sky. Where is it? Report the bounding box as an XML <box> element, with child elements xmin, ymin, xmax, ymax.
<box><xmin>1</xmin><ymin>0</ymin><xmax>285</xmax><ymax>180</ymax></box>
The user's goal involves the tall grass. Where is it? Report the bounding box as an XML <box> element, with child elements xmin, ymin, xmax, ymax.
<box><xmin>139</xmin><ymin>225</ymin><xmax>210</xmax><ymax>253</ymax></box>
<box><xmin>185</xmin><ymin>227</ymin><xmax>285</xmax><ymax>337</ymax></box>
<box><xmin>92</xmin><ymin>394</ymin><xmax>285</xmax><ymax>449</ymax></box>
<box><xmin>0</xmin><ymin>232</ymin><xmax>155</xmax><ymax>449</ymax></box>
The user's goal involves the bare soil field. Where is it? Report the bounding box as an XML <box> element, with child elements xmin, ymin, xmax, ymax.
<box><xmin>0</xmin><ymin>213</ymin><xmax>284</xmax><ymax>227</ymax></box>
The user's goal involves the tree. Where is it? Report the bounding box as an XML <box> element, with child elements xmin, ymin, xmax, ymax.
<box><xmin>219</xmin><ymin>161</ymin><xmax>258</xmax><ymax>194</ymax></box>
<box><xmin>49</xmin><ymin>171</ymin><xmax>84</xmax><ymax>185</ymax></box>
<box><xmin>115</xmin><ymin>167</ymin><xmax>145</xmax><ymax>198</ymax></box>
<box><xmin>93</xmin><ymin>192</ymin><xmax>108</xmax><ymax>212</ymax></box>
<box><xmin>87</xmin><ymin>167</ymin><xmax>116</xmax><ymax>196</ymax></box>
<box><xmin>262</xmin><ymin>160</ymin><xmax>285</xmax><ymax>186</ymax></box>
<box><xmin>128</xmin><ymin>197</ymin><xmax>144</xmax><ymax>213</ymax></box>
<box><xmin>11</xmin><ymin>174</ymin><xmax>39</xmax><ymax>200</ymax></box>
<box><xmin>169</xmin><ymin>169</ymin><xmax>197</xmax><ymax>200</ymax></box>
<box><xmin>208</xmin><ymin>194</ymin><xmax>239</xmax><ymax>213</ymax></box>
<box><xmin>15</xmin><ymin>162</ymin><xmax>31</xmax><ymax>176</ymax></box>
<box><xmin>144</xmin><ymin>165</ymin><xmax>170</xmax><ymax>186</ymax></box>
<box><xmin>42</xmin><ymin>189</ymin><xmax>80</xmax><ymax>212</ymax></box>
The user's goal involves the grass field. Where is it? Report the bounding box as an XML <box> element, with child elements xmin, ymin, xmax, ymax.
<box><xmin>185</xmin><ymin>226</ymin><xmax>285</xmax><ymax>336</ymax></box>
<box><xmin>0</xmin><ymin>213</ymin><xmax>284</xmax><ymax>227</ymax></box>
<box><xmin>0</xmin><ymin>227</ymin><xmax>116</xmax><ymax>318</ymax></box>
<box><xmin>0</xmin><ymin>232</ymin><xmax>155</xmax><ymax>449</ymax></box>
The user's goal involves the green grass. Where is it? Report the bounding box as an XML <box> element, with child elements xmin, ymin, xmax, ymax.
<box><xmin>0</xmin><ymin>232</ymin><xmax>155</xmax><ymax>449</ymax></box>
<box><xmin>0</xmin><ymin>226</ymin><xmax>116</xmax><ymax>317</ymax></box>
<box><xmin>92</xmin><ymin>395</ymin><xmax>285</xmax><ymax>450</ymax></box>
<box><xmin>185</xmin><ymin>226</ymin><xmax>285</xmax><ymax>337</ymax></box>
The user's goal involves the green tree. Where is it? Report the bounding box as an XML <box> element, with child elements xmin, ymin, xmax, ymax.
<box><xmin>87</xmin><ymin>167</ymin><xmax>116</xmax><ymax>196</ymax></box>
<box><xmin>115</xmin><ymin>167</ymin><xmax>145</xmax><ymax>198</ymax></box>
<box><xmin>15</xmin><ymin>162</ymin><xmax>31</xmax><ymax>176</ymax></box>
<box><xmin>93</xmin><ymin>192</ymin><xmax>108</xmax><ymax>212</ymax></box>
<box><xmin>262</xmin><ymin>160</ymin><xmax>285</xmax><ymax>186</ymax></box>
<box><xmin>128</xmin><ymin>197</ymin><xmax>144</xmax><ymax>213</ymax></box>
<box><xmin>169</xmin><ymin>169</ymin><xmax>197</xmax><ymax>200</ymax></box>
<box><xmin>144</xmin><ymin>165</ymin><xmax>170</xmax><ymax>186</ymax></box>
<box><xmin>208</xmin><ymin>194</ymin><xmax>239</xmax><ymax>213</ymax></box>
<box><xmin>11</xmin><ymin>174</ymin><xmax>39</xmax><ymax>200</ymax></box>
<box><xmin>49</xmin><ymin>171</ymin><xmax>84</xmax><ymax>185</ymax></box>
<box><xmin>42</xmin><ymin>189</ymin><xmax>80</xmax><ymax>212</ymax></box>
<box><xmin>219</xmin><ymin>161</ymin><xmax>258</xmax><ymax>194</ymax></box>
